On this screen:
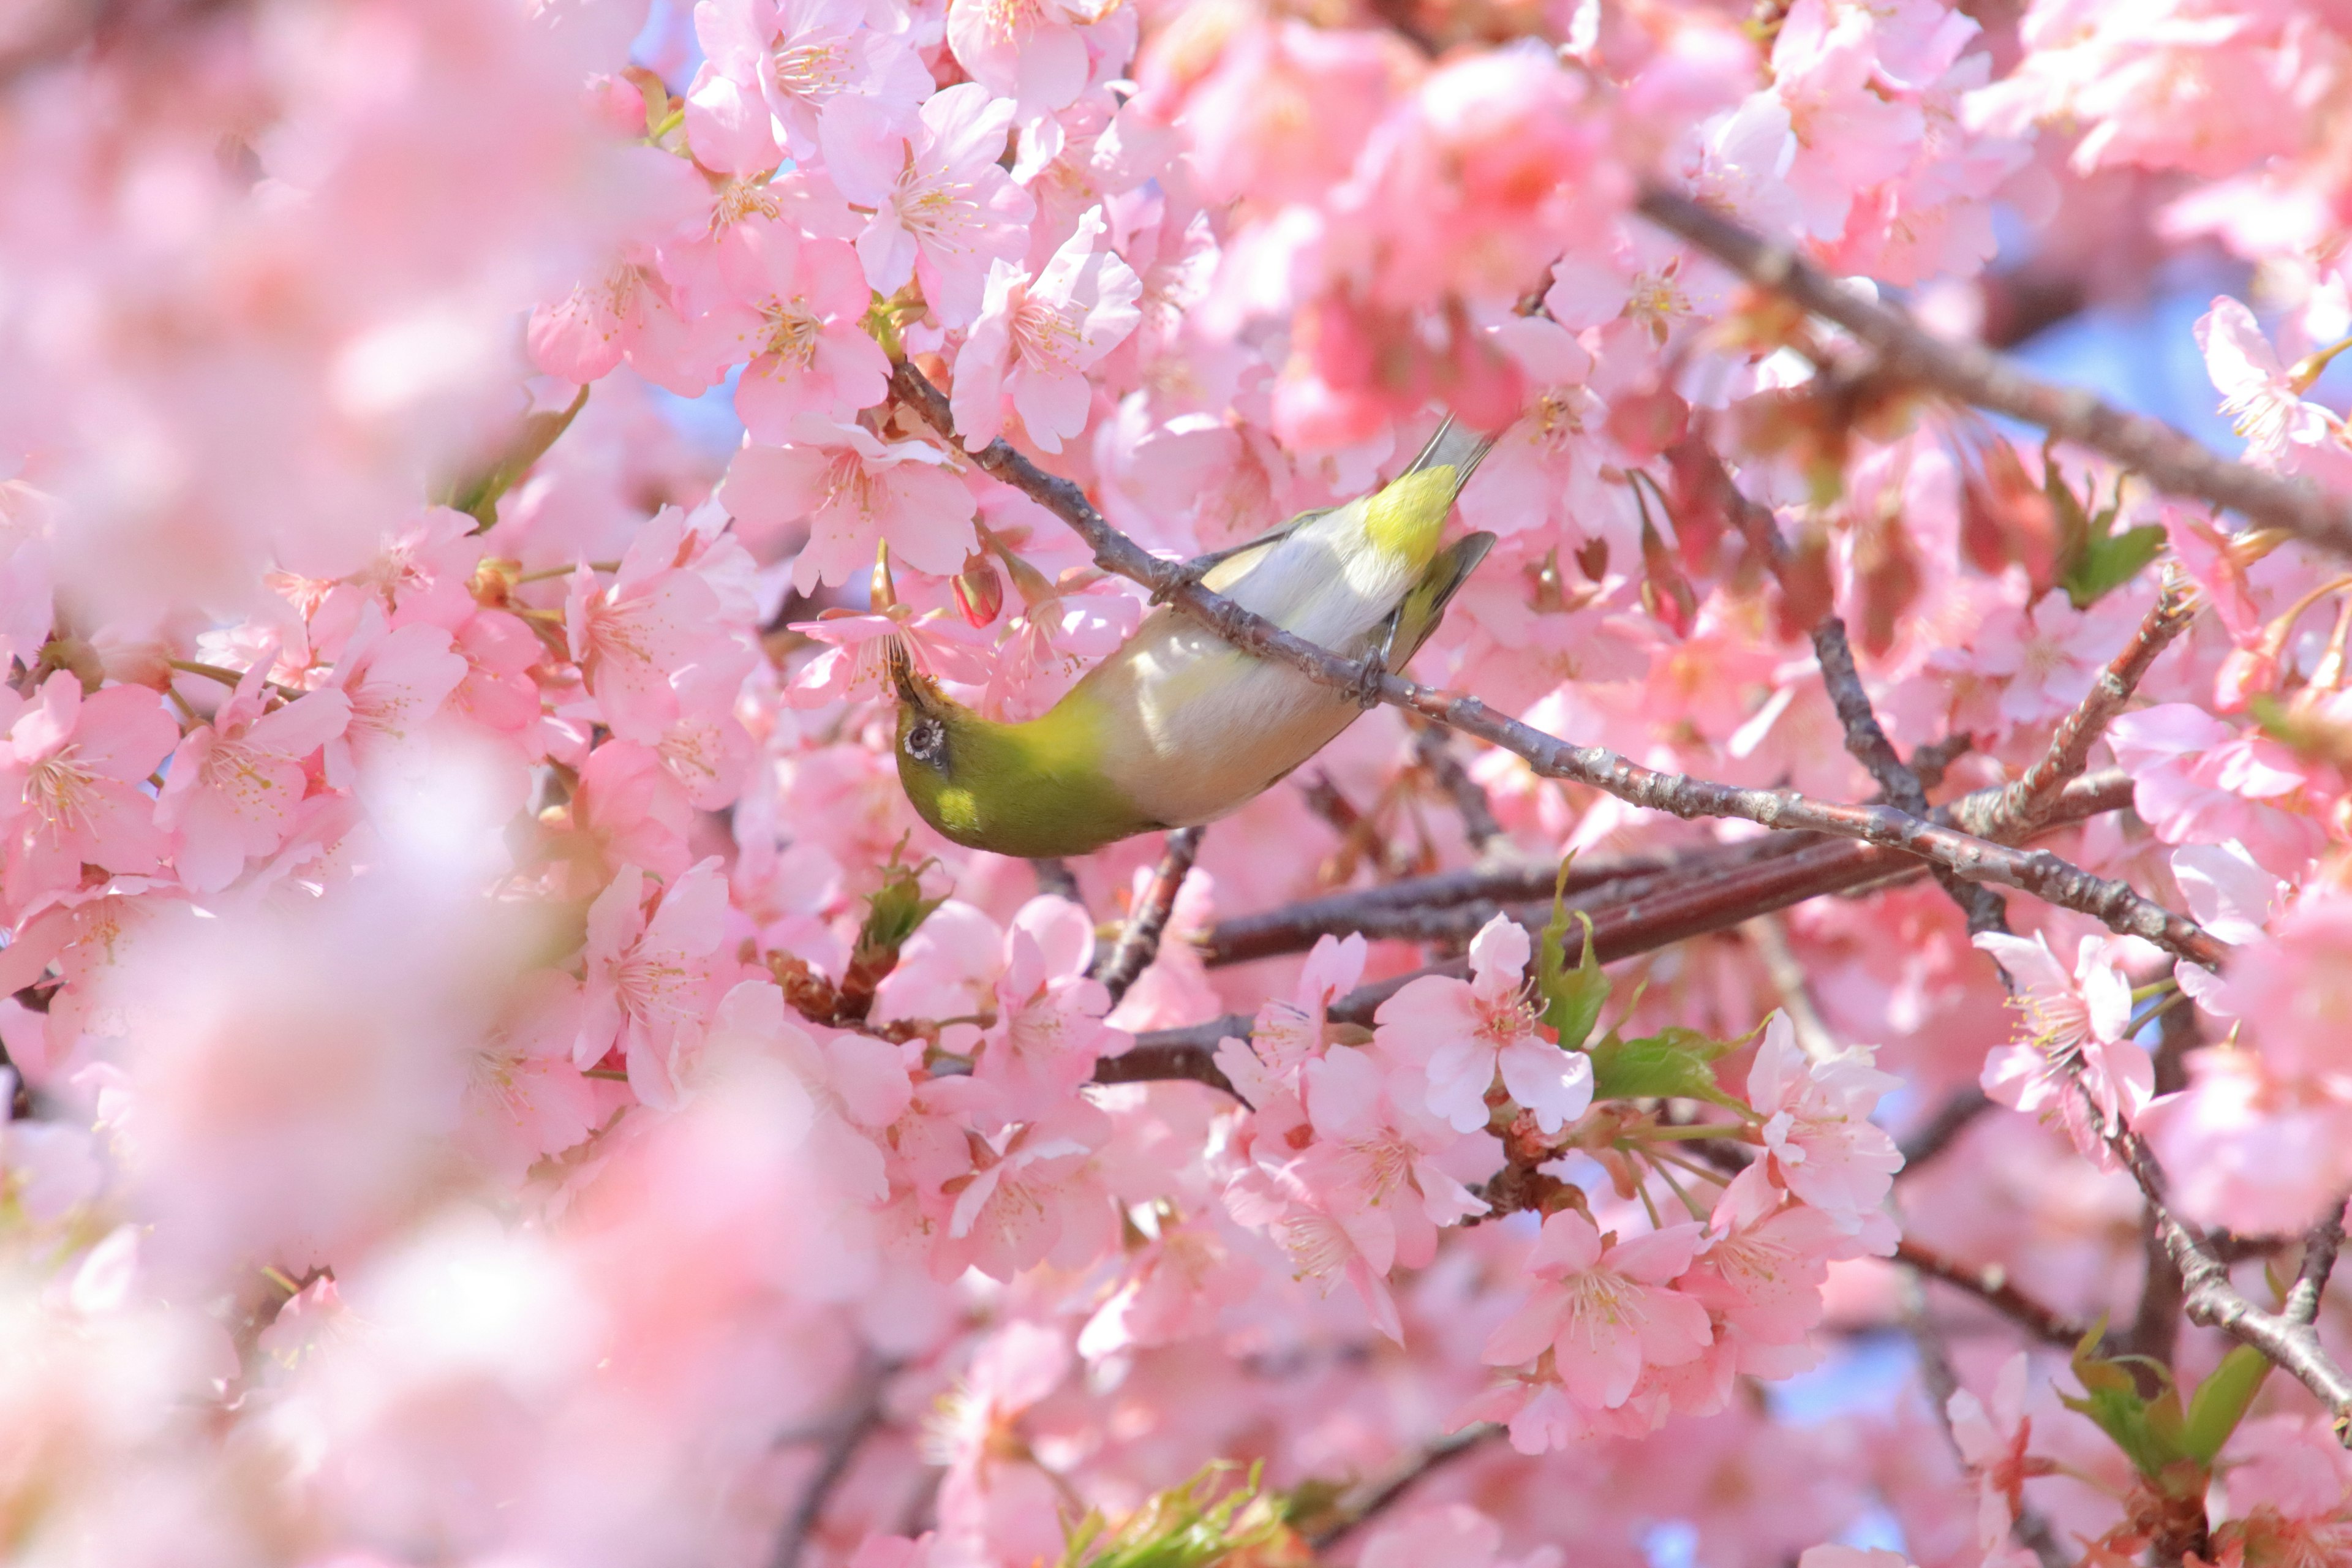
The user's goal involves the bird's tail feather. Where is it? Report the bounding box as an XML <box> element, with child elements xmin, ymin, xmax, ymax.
<box><xmin>1406</xmin><ymin>415</ymin><xmax>1501</xmax><ymax>491</ymax></box>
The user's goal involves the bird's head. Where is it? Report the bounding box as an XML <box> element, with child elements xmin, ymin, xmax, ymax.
<box><xmin>886</xmin><ymin>636</ymin><xmax>966</xmax><ymax>823</ymax></box>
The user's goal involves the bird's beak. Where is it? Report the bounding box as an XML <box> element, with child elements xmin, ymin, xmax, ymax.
<box><xmin>883</xmin><ymin>635</ymin><xmax>926</xmax><ymax>707</ymax></box>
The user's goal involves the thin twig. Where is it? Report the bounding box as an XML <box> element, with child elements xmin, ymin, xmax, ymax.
<box><xmin>886</xmin><ymin>363</ymin><xmax>2223</xmax><ymax>970</ymax></box>
<box><xmin>1744</xmin><ymin>913</ymin><xmax>1838</xmax><ymax>1063</ymax></box>
<box><xmin>1634</xmin><ymin>183</ymin><xmax>2352</xmax><ymax>559</ymax></box>
<box><xmin>1410</xmin><ymin>718</ymin><xmax>1506</xmax><ymax>853</ymax></box>
<box><xmin>1812</xmin><ymin>616</ymin><xmax>2013</xmax><ymax>938</ymax></box>
<box><xmin>2284</xmin><ymin>1194</ymin><xmax>2349</xmax><ymax>1327</ymax></box>
<box><xmin>1030</xmin><ymin>858</ymin><xmax>1081</xmax><ymax>903</ymax></box>
<box><xmin>770</xmin><ymin>1361</ymin><xmax>894</xmax><ymax>1568</ymax></box>
<box><xmin>1901</xmin><ymin>1276</ymin><xmax>2071</xmax><ymax>1568</ymax></box>
<box><xmin>1966</xmin><ymin>575</ymin><xmax>2199</xmax><ymax>842</ymax></box>
<box><xmin>1896</xmin><ymin>1237</ymin><xmax>2099</xmax><ymax>1351</ymax></box>
<box><xmin>1897</xmin><ymin>1087</ymin><xmax>1992</xmax><ymax>1170</ymax></box>
<box><xmin>1812</xmin><ymin>617</ymin><xmax>1926</xmax><ymax>813</ymax></box>
<box><xmin>1304</xmin><ymin>1425</ymin><xmax>1500</xmax><ymax>1551</ymax></box>
<box><xmin>1093</xmin><ymin>828</ymin><xmax>1202</xmax><ymax>1006</ymax></box>
<box><xmin>1102</xmin><ymin>772</ymin><xmax>2134</xmax><ymax>1091</ymax></box>
<box><xmin>2112</xmin><ymin>1121</ymin><xmax>2352</xmax><ymax>1443</ymax></box>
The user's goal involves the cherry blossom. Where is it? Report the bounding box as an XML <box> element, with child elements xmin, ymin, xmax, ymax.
<box><xmin>950</xmin><ymin>205</ymin><xmax>1142</xmax><ymax>454</ymax></box>
<box><xmin>0</xmin><ymin>673</ymin><xmax>176</xmax><ymax>906</ymax></box>
<box><xmin>826</xmin><ymin>83</ymin><xmax>1039</xmax><ymax>328</ymax></box>
<box><xmin>720</xmin><ymin>417</ymin><xmax>981</xmax><ymax>590</ymax></box>
<box><xmin>575</xmin><ymin>859</ymin><xmax>733</xmax><ymax>1108</ymax></box>
<box><xmin>1745</xmin><ymin>1012</ymin><xmax>1904</xmax><ymax>1237</ymax></box>
<box><xmin>1376</xmin><ymin>914</ymin><xmax>1594</xmax><ymax>1136</ymax></box>
<box><xmin>1973</xmin><ymin>929</ymin><xmax>2152</xmax><ymax>1163</ymax></box>
<box><xmin>156</xmin><ymin>666</ymin><xmax>352</xmax><ymax>894</ymax></box>
<box><xmin>13</xmin><ymin>1</ymin><xmax>2352</xmax><ymax>1562</ymax></box>
<box><xmin>1482</xmin><ymin>1210</ymin><xmax>1713</xmax><ymax>1412</ymax></box>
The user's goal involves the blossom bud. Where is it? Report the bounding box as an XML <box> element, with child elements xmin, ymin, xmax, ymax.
<box><xmin>952</xmin><ymin>551</ymin><xmax>1005</xmax><ymax>627</ymax></box>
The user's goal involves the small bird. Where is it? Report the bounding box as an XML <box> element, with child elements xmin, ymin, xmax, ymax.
<box><xmin>890</xmin><ymin>419</ymin><xmax>1498</xmax><ymax>858</ymax></box>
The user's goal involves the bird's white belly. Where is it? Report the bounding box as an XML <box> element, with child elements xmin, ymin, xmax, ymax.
<box><xmin>1096</xmin><ymin>618</ymin><xmax>1365</xmax><ymax>828</ymax></box>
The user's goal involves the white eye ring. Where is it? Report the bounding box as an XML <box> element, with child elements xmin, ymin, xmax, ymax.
<box><xmin>904</xmin><ymin>717</ymin><xmax>946</xmax><ymax>765</ymax></box>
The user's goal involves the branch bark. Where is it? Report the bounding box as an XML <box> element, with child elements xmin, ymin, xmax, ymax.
<box><xmin>887</xmin><ymin>362</ymin><xmax>2223</xmax><ymax>970</ymax></box>
<box><xmin>1633</xmin><ymin>183</ymin><xmax>2352</xmax><ymax>559</ymax></box>
<box><xmin>1093</xmin><ymin>827</ymin><xmax>1202</xmax><ymax>1005</ymax></box>
<box><xmin>1963</xmin><ymin>575</ymin><xmax>2199</xmax><ymax>842</ymax></box>
<box><xmin>1897</xmin><ymin>1237</ymin><xmax>2100</xmax><ymax>1351</ymax></box>
<box><xmin>1101</xmin><ymin>771</ymin><xmax>2133</xmax><ymax>1094</ymax></box>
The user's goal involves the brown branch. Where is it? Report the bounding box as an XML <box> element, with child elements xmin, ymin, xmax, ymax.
<box><xmin>1897</xmin><ymin>1237</ymin><xmax>2099</xmax><ymax>1351</ymax></box>
<box><xmin>1303</xmin><ymin>1425</ymin><xmax>1500</xmax><ymax>1551</ymax></box>
<box><xmin>1107</xmin><ymin>771</ymin><xmax>2134</xmax><ymax>1091</ymax></box>
<box><xmin>1898</xmin><ymin>1087</ymin><xmax>1992</xmax><ymax>1169</ymax></box>
<box><xmin>1030</xmin><ymin>858</ymin><xmax>1082</xmax><ymax>903</ymax></box>
<box><xmin>1812</xmin><ymin>616</ymin><xmax>1926</xmax><ymax>814</ymax></box>
<box><xmin>770</xmin><ymin>1360</ymin><xmax>894</xmax><ymax>1568</ymax></box>
<box><xmin>1966</xmin><ymin>574</ymin><xmax>2199</xmax><ymax>842</ymax></box>
<box><xmin>1633</xmin><ymin>183</ymin><xmax>2352</xmax><ymax>558</ymax></box>
<box><xmin>1901</xmin><ymin>1277</ymin><xmax>2071</xmax><ymax>1568</ymax></box>
<box><xmin>2109</xmin><ymin>1118</ymin><xmax>2352</xmax><ymax>1441</ymax></box>
<box><xmin>1411</xmin><ymin>718</ymin><xmax>1506</xmax><ymax>853</ymax></box>
<box><xmin>1812</xmin><ymin>616</ymin><xmax>2012</xmax><ymax>938</ymax></box>
<box><xmin>888</xmin><ymin>363</ymin><xmax>2222</xmax><ymax>970</ymax></box>
<box><xmin>1093</xmin><ymin>827</ymin><xmax>1202</xmax><ymax>1006</ymax></box>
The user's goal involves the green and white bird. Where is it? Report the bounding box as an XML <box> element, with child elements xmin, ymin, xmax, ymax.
<box><xmin>889</xmin><ymin>419</ymin><xmax>1498</xmax><ymax>859</ymax></box>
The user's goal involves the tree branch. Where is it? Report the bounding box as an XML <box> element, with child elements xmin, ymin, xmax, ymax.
<box><xmin>1812</xmin><ymin>615</ymin><xmax>2012</xmax><ymax>938</ymax></box>
<box><xmin>1093</xmin><ymin>827</ymin><xmax>1202</xmax><ymax>1005</ymax></box>
<box><xmin>886</xmin><ymin>362</ymin><xmax>2223</xmax><ymax>970</ymax></box>
<box><xmin>1964</xmin><ymin>574</ymin><xmax>2199</xmax><ymax>843</ymax></box>
<box><xmin>770</xmin><ymin>1360</ymin><xmax>894</xmax><ymax>1568</ymax></box>
<box><xmin>1410</xmin><ymin>717</ymin><xmax>1506</xmax><ymax>853</ymax></box>
<box><xmin>1632</xmin><ymin>183</ymin><xmax>2352</xmax><ymax>559</ymax></box>
<box><xmin>1898</xmin><ymin>1087</ymin><xmax>1993</xmax><ymax>1170</ymax></box>
<box><xmin>1896</xmin><ymin>1237</ymin><xmax>2099</xmax><ymax>1351</ymax></box>
<box><xmin>1102</xmin><ymin>772</ymin><xmax>2134</xmax><ymax>1093</ymax></box>
<box><xmin>1303</xmin><ymin>1425</ymin><xmax>1500</xmax><ymax>1551</ymax></box>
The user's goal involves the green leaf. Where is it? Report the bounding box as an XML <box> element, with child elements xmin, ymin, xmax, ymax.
<box><xmin>436</xmin><ymin>383</ymin><xmax>591</xmax><ymax>532</ymax></box>
<box><xmin>2061</xmin><ymin>523</ymin><xmax>2166</xmax><ymax>609</ymax></box>
<box><xmin>2181</xmin><ymin>1344</ymin><xmax>2273</xmax><ymax>1463</ymax></box>
<box><xmin>2061</xmin><ymin>1322</ymin><xmax>2202</xmax><ymax>1480</ymax></box>
<box><xmin>1064</xmin><ymin>1461</ymin><xmax>1293</xmax><ymax>1568</ymax></box>
<box><xmin>1535</xmin><ymin>859</ymin><xmax>1609</xmax><ymax>1053</ymax></box>
<box><xmin>853</xmin><ymin>855</ymin><xmax>945</xmax><ymax>965</ymax></box>
<box><xmin>1588</xmin><ymin>1027</ymin><xmax>1744</xmax><ymax>1109</ymax></box>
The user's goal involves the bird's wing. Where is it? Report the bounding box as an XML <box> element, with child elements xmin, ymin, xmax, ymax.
<box><xmin>1380</xmin><ymin>531</ymin><xmax>1496</xmax><ymax>666</ymax></box>
<box><xmin>1188</xmin><ymin>507</ymin><xmax>1334</xmax><ymax>592</ymax></box>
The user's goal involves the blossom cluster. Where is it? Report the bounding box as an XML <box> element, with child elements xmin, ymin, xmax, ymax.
<box><xmin>6</xmin><ymin>0</ymin><xmax>2352</xmax><ymax>1566</ymax></box>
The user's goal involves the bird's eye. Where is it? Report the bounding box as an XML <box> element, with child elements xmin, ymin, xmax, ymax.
<box><xmin>903</xmin><ymin>717</ymin><xmax>948</xmax><ymax>771</ymax></box>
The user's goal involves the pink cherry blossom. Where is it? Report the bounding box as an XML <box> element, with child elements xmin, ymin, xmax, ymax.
<box><xmin>1972</xmin><ymin>929</ymin><xmax>2151</xmax><ymax>1163</ymax></box>
<box><xmin>826</xmin><ymin>83</ymin><xmax>1039</xmax><ymax>328</ymax></box>
<box><xmin>1294</xmin><ymin>1043</ymin><xmax>1488</xmax><ymax>1271</ymax></box>
<box><xmin>979</xmin><ymin>580</ymin><xmax>1142</xmax><ymax>720</ymax></box>
<box><xmin>0</xmin><ymin>672</ymin><xmax>177</xmax><ymax>906</ymax></box>
<box><xmin>1482</xmin><ymin>1209</ymin><xmax>1713</xmax><ymax>1411</ymax></box>
<box><xmin>565</xmin><ymin>559</ymin><xmax>724</xmax><ymax>747</ymax></box>
<box><xmin>709</xmin><ymin>225</ymin><xmax>893</xmax><ymax>439</ymax></box>
<box><xmin>1947</xmin><ymin>1353</ymin><xmax>2054</xmax><ymax>1560</ymax></box>
<box><xmin>1375</xmin><ymin>914</ymin><xmax>1593</xmax><ymax>1136</ymax></box>
<box><xmin>315</xmin><ymin>607</ymin><xmax>470</xmax><ymax>789</ymax></box>
<box><xmin>1223</xmin><ymin>1157</ymin><xmax>1404</xmax><ymax>1341</ymax></box>
<box><xmin>703</xmin><ymin>0</ymin><xmax>933</xmax><ymax>161</ymax></box>
<box><xmin>575</xmin><ymin>859</ymin><xmax>732</xmax><ymax>1109</ymax></box>
<box><xmin>1746</xmin><ymin>1012</ymin><xmax>1903</xmax><ymax>1234</ymax></box>
<box><xmin>951</xmin><ymin>206</ymin><xmax>1142</xmax><ymax>454</ymax></box>
<box><xmin>156</xmin><ymin>665</ymin><xmax>351</xmax><ymax>894</ymax></box>
<box><xmin>940</xmin><ymin>1099</ymin><xmax>1118</xmax><ymax>1282</ymax></box>
<box><xmin>719</xmin><ymin>418</ymin><xmax>981</xmax><ymax>590</ymax></box>
<box><xmin>2196</xmin><ymin>296</ymin><xmax>2352</xmax><ymax>486</ymax></box>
